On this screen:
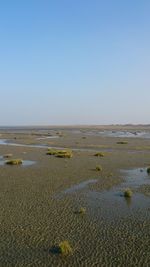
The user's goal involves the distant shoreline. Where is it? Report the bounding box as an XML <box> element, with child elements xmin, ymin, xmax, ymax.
<box><xmin>0</xmin><ymin>124</ymin><xmax>150</xmax><ymax>129</ymax></box>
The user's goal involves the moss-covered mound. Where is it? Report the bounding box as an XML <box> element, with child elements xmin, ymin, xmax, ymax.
<box><xmin>46</xmin><ymin>149</ymin><xmax>58</xmax><ymax>155</ymax></box>
<box><xmin>47</xmin><ymin>149</ymin><xmax>73</xmax><ymax>158</ymax></box>
<box><xmin>94</xmin><ymin>152</ymin><xmax>105</xmax><ymax>157</ymax></box>
<box><xmin>96</xmin><ymin>165</ymin><xmax>102</xmax><ymax>171</ymax></box>
<box><xmin>56</xmin><ymin>150</ymin><xmax>73</xmax><ymax>158</ymax></box>
<box><xmin>117</xmin><ymin>141</ymin><xmax>128</xmax><ymax>144</ymax></box>
<box><xmin>76</xmin><ymin>207</ymin><xmax>86</xmax><ymax>214</ymax></box>
<box><xmin>5</xmin><ymin>159</ymin><xmax>23</xmax><ymax>165</ymax></box>
<box><xmin>124</xmin><ymin>188</ymin><xmax>133</xmax><ymax>198</ymax></box>
<box><xmin>147</xmin><ymin>167</ymin><xmax>150</xmax><ymax>174</ymax></box>
<box><xmin>58</xmin><ymin>240</ymin><xmax>72</xmax><ymax>255</ymax></box>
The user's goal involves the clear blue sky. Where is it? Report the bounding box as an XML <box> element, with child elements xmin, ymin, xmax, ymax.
<box><xmin>0</xmin><ymin>0</ymin><xmax>150</xmax><ymax>125</ymax></box>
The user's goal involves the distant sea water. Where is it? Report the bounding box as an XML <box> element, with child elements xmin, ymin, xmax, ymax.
<box><xmin>98</xmin><ymin>130</ymin><xmax>150</xmax><ymax>139</ymax></box>
<box><xmin>72</xmin><ymin>129</ymin><xmax>150</xmax><ymax>139</ymax></box>
<box><xmin>71</xmin><ymin>129</ymin><xmax>150</xmax><ymax>139</ymax></box>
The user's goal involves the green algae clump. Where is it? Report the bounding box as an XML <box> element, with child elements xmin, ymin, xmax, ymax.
<box><xmin>75</xmin><ymin>207</ymin><xmax>86</xmax><ymax>215</ymax></box>
<box><xmin>58</xmin><ymin>241</ymin><xmax>72</xmax><ymax>255</ymax></box>
<box><xmin>5</xmin><ymin>159</ymin><xmax>23</xmax><ymax>165</ymax></box>
<box><xmin>96</xmin><ymin>165</ymin><xmax>102</xmax><ymax>171</ymax></box>
<box><xmin>46</xmin><ymin>149</ymin><xmax>73</xmax><ymax>158</ymax></box>
<box><xmin>56</xmin><ymin>150</ymin><xmax>73</xmax><ymax>158</ymax></box>
<box><xmin>117</xmin><ymin>141</ymin><xmax>128</xmax><ymax>144</ymax></box>
<box><xmin>46</xmin><ymin>149</ymin><xmax>58</xmax><ymax>155</ymax></box>
<box><xmin>147</xmin><ymin>167</ymin><xmax>150</xmax><ymax>174</ymax></box>
<box><xmin>94</xmin><ymin>152</ymin><xmax>105</xmax><ymax>157</ymax></box>
<box><xmin>124</xmin><ymin>188</ymin><xmax>133</xmax><ymax>198</ymax></box>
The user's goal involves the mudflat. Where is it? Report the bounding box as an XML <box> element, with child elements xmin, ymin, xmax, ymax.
<box><xmin>0</xmin><ymin>126</ymin><xmax>150</xmax><ymax>267</ymax></box>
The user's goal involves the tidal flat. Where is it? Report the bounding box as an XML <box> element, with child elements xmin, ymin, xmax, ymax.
<box><xmin>0</xmin><ymin>126</ymin><xmax>150</xmax><ymax>267</ymax></box>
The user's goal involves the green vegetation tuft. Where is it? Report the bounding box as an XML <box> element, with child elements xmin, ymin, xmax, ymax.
<box><xmin>58</xmin><ymin>240</ymin><xmax>72</xmax><ymax>255</ymax></box>
<box><xmin>96</xmin><ymin>165</ymin><xmax>102</xmax><ymax>171</ymax></box>
<box><xmin>117</xmin><ymin>141</ymin><xmax>128</xmax><ymax>144</ymax></box>
<box><xmin>77</xmin><ymin>207</ymin><xmax>86</xmax><ymax>214</ymax></box>
<box><xmin>46</xmin><ymin>149</ymin><xmax>73</xmax><ymax>158</ymax></box>
<box><xmin>46</xmin><ymin>149</ymin><xmax>58</xmax><ymax>155</ymax></box>
<box><xmin>124</xmin><ymin>188</ymin><xmax>133</xmax><ymax>198</ymax></box>
<box><xmin>147</xmin><ymin>167</ymin><xmax>150</xmax><ymax>174</ymax></box>
<box><xmin>5</xmin><ymin>159</ymin><xmax>23</xmax><ymax>165</ymax></box>
<box><xmin>94</xmin><ymin>152</ymin><xmax>105</xmax><ymax>157</ymax></box>
<box><xmin>56</xmin><ymin>150</ymin><xmax>73</xmax><ymax>158</ymax></box>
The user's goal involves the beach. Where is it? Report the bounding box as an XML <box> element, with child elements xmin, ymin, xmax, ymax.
<box><xmin>0</xmin><ymin>126</ymin><xmax>150</xmax><ymax>266</ymax></box>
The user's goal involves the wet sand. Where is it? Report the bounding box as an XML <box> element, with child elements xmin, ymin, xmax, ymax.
<box><xmin>0</xmin><ymin>126</ymin><xmax>150</xmax><ymax>266</ymax></box>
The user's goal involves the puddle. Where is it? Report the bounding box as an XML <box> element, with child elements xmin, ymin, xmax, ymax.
<box><xmin>0</xmin><ymin>139</ymin><xmax>48</xmax><ymax>148</ymax></box>
<box><xmin>0</xmin><ymin>139</ymin><xmax>8</xmax><ymax>145</ymax></box>
<box><xmin>21</xmin><ymin>160</ymin><xmax>36</xmax><ymax>166</ymax></box>
<box><xmin>36</xmin><ymin>136</ymin><xmax>59</xmax><ymax>140</ymax></box>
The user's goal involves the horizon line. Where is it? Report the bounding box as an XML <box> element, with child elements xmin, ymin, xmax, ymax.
<box><xmin>0</xmin><ymin>124</ymin><xmax>150</xmax><ymax>128</ymax></box>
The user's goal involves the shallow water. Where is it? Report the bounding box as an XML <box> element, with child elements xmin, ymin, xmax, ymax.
<box><xmin>0</xmin><ymin>139</ymin><xmax>48</xmax><ymax>148</ymax></box>
<box><xmin>86</xmin><ymin>168</ymin><xmax>150</xmax><ymax>220</ymax></box>
<box><xmin>98</xmin><ymin>130</ymin><xmax>150</xmax><ymax>138</ymax></box>
<box><xmin>120</xmin><ymin>168</ymin><xmax>150</xmax><ymax>188</ymax></box>
<box><xmin>71</xmin><ymin>129</ymin><xmax>150</xmax><ymax>138</ymax></box>
<box><xmin>36</xmin><ymin>136</ymin><xmax>59</xmax><ymax>140</ymax></box>
<box><xmin>94</xmin><ymin>130</ymin><xmax>150</xmax><ymax>139</ymax></box>
<box><xmin>55</xmin><ymin>168</ymin><xmax>150</xmax><ymax>213</ymax></box>
<box><xmin>22</xmin><ymin>160</ymin><xmax>36</xmax><ymax>166</ymax></box>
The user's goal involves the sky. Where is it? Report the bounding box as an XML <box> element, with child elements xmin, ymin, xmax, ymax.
<box><xmin>0</xmin><ymin>0</ymin><xmax>150</xmax><ymax>125</ymax></box>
